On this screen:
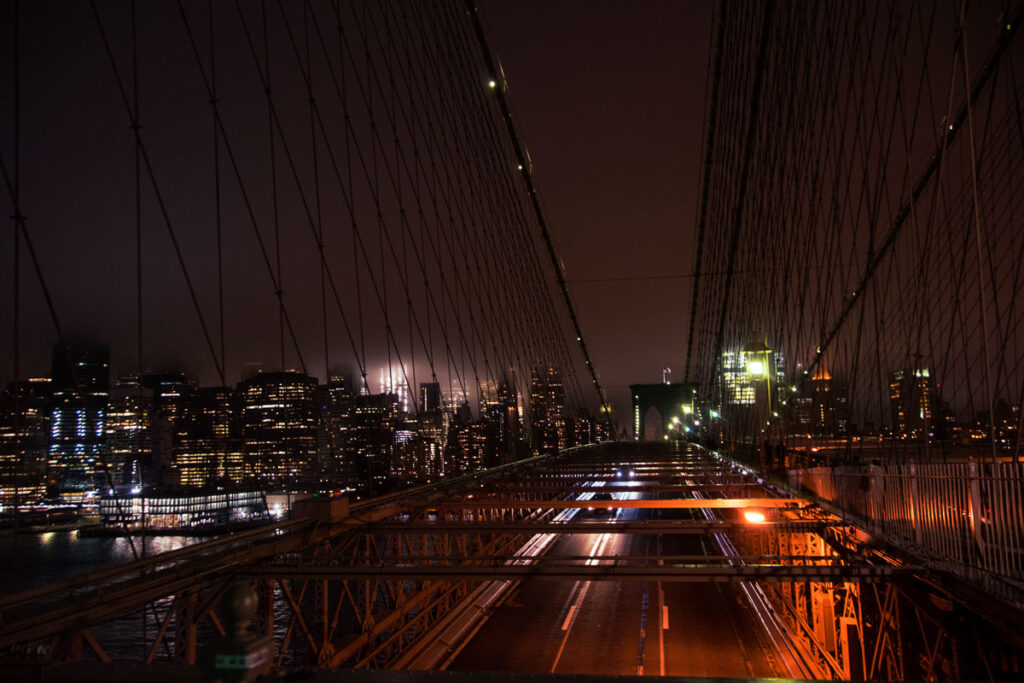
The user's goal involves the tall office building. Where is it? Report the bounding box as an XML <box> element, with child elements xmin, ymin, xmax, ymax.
<box><xmin>350</xmin><ymin>392</ymin><xmax>400</xmax><ymax>492</ymax></box>
<box><xmin>529</xmin><ymin>366</ymin><xmax>567</xmax><ymax>454</ymax></box>
<box><xmin>479</xmin><ymin>379</ymin><xmax>498</xmax><ymax>415</ymax></box>
<box><xmin>720</xmin><ymin>344</ymin><xmax>785</xmax><ymax>407</ymax></box>
<box><xmin>719</xmin><ymin>342</ymin><xmax>787</xmax><ymax>436</ymax></box>
<box><xmin>142</xmin><ymin>373</ymin><xmax>192</xmax><ymax>484</ymax></box>
<box><xmin>889</xmin><ymin>368</ymin><xmax>936</xmax><ymax>437</ymax></box>
<box><xmin>484</xmin><ymin>379</ymin><xmax>523</xmax><ymax>463</ymax></box>
<box><xmin>318</xmin><ymin>375</ymin><xmax>355</xmax><ymax>484</ymax></box>
<box><xmin>105</xmin><ymin>376</ymin><xmax>151</xmax><ymax>488</ymax></box>
<box><xmin>793</xmin><ymin>369</ymin><xmax>848</xmax><ymax>437</ymax></box>
<box><xmin>379</xmin><ymin>366</ymin><xmax>410</xmax><ymax>412</ymax></box>
<box><xmin>446</xmin><ymin>419</ymin><xmax>495</xmax><ymax>474</ymax></box>
<box><xmin>173</xmin><ymin>386</ymin><xmax>242</xmax><ymax>487</ymax></box>
<box><xmin>49</xmin><ymin>343</ymin><xmax>110</xmax><ymax>491</ymax></box>
<box><xmin>419</xmin><ymin>381</ymin><xmax>442</xmax><ymax>414</ymax></box>
<box><xmin>0</xmin><ymin>379</ymin><xmax>52</xmax><ymax>501</ymax></box>
<box><xmin>239</xmin><ymin>371</ymin><xmax>319</xmax><ymax>486</ymax></box>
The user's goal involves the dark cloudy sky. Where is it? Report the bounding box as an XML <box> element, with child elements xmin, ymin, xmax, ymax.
<box><xmin>2</xmin><ymin>0</ymin><xmax>712</xmax><ymax>425</ymax></box>
<box><xmin>479</xmin><ymin>0</ymin><xmax>713</xmax><ymax>414</ymax></box>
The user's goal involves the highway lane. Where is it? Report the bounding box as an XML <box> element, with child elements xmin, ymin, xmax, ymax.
<box><xmin>449</xmin><ymin>476</ymin><xmax>786</xmax><ymax>677</ymax></box>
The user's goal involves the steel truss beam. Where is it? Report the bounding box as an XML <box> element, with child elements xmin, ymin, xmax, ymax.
<box><xmin>728</xmin><ymin>512</ymin><xmax>995</xmax><ymax>680</ymax></box>
<box><xmin>365</xmin><ymin>520</ymin><xmax>839</xmax><ymax>534</ymax></box>
<box><xmin>415</xmin><ymin>497</ymin><xmax>807</xmax><ymax>511</ymax></box>
<box><xmin>246</xmin><ymin>563</ymin><xmax>917</xmax><ymax>582</ymax></box>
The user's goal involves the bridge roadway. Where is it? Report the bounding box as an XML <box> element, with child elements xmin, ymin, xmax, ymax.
<box><xmin>0</xmin><ymin>441</ymin><xmax>878</xmax><ymax>678</ymax></box>
<box><xmin>448</xmin><ymin>452</ymin><xmax>789</xmax><ymax>678</ymax></box>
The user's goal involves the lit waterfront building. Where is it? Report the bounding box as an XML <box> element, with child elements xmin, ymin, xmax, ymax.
<box><xmin>99</xmin><ymin>489</ymin><xmax>268</xmax><ymax>530</ymax></box>
<box><xmin>529</xmin><ymin>366</ymin><xmax>567</xmax><ymax>454</ymax></box>
<box><xmin>49</xmin><ymin>343</ymin><xmax>110</xmax><ymax>491</ymax></box>
<box><xmin>239</xmin><ymin>371</ymin><xmax>319</xmax><ymax>486</ymax></box>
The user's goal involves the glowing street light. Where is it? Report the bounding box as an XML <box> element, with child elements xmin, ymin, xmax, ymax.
<box><xmin>743</xmin><ymin>510</ymin><xmax>766</xmax><ymax>524</ymax></box>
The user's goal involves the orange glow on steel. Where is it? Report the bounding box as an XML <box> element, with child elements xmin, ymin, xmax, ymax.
<box><xmin>424</xmin><ymin>498</ymin><xmax>806</xmax><ymax>510</ymax></box>
<box><xmin>744</xmin><ymin>511</ymin><xmax>767</xmax><ymax>523</ymax></box>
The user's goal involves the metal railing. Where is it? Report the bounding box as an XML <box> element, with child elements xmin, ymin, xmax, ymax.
<box><xmin>788</xmin><ymin>462</ymin><xmax>1024</xmax><ymax>603</ymax></box>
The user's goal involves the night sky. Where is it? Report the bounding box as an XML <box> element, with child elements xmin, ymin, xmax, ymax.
<box><xmin>1</xmin><ymin>1</ymin><xmax>712</xmax><ymax>425</ymax></box>
<box><xmin>480</xmin><ymin>1</ymin><xmax>711</xmax><ymax>411</ymax></box>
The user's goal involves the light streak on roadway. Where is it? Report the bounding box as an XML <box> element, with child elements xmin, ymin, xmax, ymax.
<box><xmin>450</xmin><ymin>449</ymin><xmax>789</xmax><ymax>678</ymax></box>
<box><xmin>689</xmin><ymin>477</ymin><xmax>821</xmax><ymax>680</ymax></box>
<box><xmin>403</xmin><ymin>483</ymin><xmax>609</xmax><ymax>669</ymax></box>
<box><xmin>549</xmin><ymin>482</ymin><xmax>643</xmax><ymax>674</ymax></box>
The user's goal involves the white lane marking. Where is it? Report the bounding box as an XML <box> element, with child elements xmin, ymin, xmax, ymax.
<box><xmin>552</xmin><ymin>530</ymin><xmax>615</xmax><ymax>671</ymax></box>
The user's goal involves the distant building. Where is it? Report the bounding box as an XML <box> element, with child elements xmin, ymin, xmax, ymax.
<box><xmin>173</xmin><ymin>386</ymin><xmax>242</xmax><ymax>487</ymax></box>
<box><xmin>793</xmin><ymin>369</ymin><xmax>848</xmax><ymax>437</ymax></box>
<box><xmin>719</xmin><ymin>342</ymin><xmax>786</xmax><ymax>436</ymax></box>
<box><xmin>379</xmin><ymin>366</ymin><xmax>410</xmax><ymax>413</ymax></box>
<box><xmin>489</xmin><ymin>380</ymin><xmax>524</xmax><ymax>463</ymax></box>
<box><xmin>106</xmin><ymin>375</ymin><xmax>151</xmax><ymax>487</ymax></box>
<box><xmin>479</xmin><ymin>379</ymin><xmax>499</xmax><ymax>415</ymax></box>
<box><xmin>0</xmin><ymin>378</ymin><xmax>52</xmax><ymax>501</ymax></box>
<box><xmin>720</xmin><ymin>343</ymin><xmax>784</xmax><ymax>408</ymax></box>
<box><xmin>419</xmin><ymin>381</ymin><xmax>442</xmax><ymax>414</ymax></box>
<box><xmin>573</xmin><ymin>415</ymin><xmax>594</xmax><ymax>447</ymax></box>
<box><xmin>239</xmin><ymin>371</ymin><xmax>319</xmax><ymax>486</ymax></box>
<box><xmin>142</xmin><ymin>373</ymin><xmax>192</xmax><ymax>484</ymax></box>
<box><xmin>350</xmin><ymin>392</ymin><xmax>400</xmax><ymax>492</ymax></box>
<box><xmin>530</xmin><ymin>366</ymin><xmax>567</xmax><ymax>454</ymax></box>
<box><xmin>49</xmin><ymin>343</ymin><xmax>110</xmax><ymax>491</ymax></box>
<box><xmin>318</xmin><ymin>376</ymin><xmax>355</xmax><ymax>485</ymax></box>
<box><xmin>446</xmin><ymin>419</ymin><xmax>495</xmax><ymax>474</ymax></box>
<box><xmin>889</xmin><ymin>368</ymin><xmax>936</xmax><ymax>437</ymax></box>
<box><xmin>593</xmin><ymin>416</ymin><xmax>615</xmax><ymax>443</ymax></box>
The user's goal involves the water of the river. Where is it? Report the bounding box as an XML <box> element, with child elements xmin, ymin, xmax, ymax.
<box><xmin>1</xmin><ymin>530</ymin><xmax>313</xmax><ymax>664</ymax></box>
<box><xmin>0</xmin><ymin>530</ymin><xmax>204</xmax><ymax>595</ymax></box>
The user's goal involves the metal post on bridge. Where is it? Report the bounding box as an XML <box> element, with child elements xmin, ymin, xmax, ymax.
<box><xmin>199</xmin><ymin>584</ymin><xmax>273</xmax><ymax>683</ymax></box>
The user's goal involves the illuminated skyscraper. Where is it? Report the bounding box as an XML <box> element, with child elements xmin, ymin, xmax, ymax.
<box><xmin>106</xmin><ymin>375</ymin><xmax>151</xmax><ymax>487</ymax></box>
<box><xmin>793</xmin><ymin>369</ymin><xmax>849</xmax><ymax>437</ymax></box>
<box><xmin>318</xmin><ymin>375</ymin><xmax>355</xmax><ymax>484</ymax></box>
<box><xmin>49</xmin><ymin>343</ymin><xmax>110</xmax><ymax>491</ymax></box>
<box><xmin>142</xmin><ymin>372</ymin><xmax>192</xmax><ymax>484</ymax></box>
<box><xmin>379</xmin><ymin>366</ymin><xmax>410</xmax><ymax>412</ymax></box>
<box><xmin>173</xmin><ymin>386</ymin><xmax>242</xmax><ymax>487</ymax></box>
<box><xmin>479</xmin><ymin>379</ymin><xmax>498</xmax><ymax>415</ymax></box>
<box><xmin>239</xmin><ymin>371</ymin><xmax>319</xmax><ymax>486</ymax></box>
<box><xmin>889</xmin><ymin>368</ymin><xmax>935</xmax><ymax>437</ymax></box>
<box><xmin>446</xmin><ymin>419</ymin><xmax>495</xmax><ymax>474</ymax></box>
<box><xmin>419</xmin><ymin>381</ymin><xmax>442</xmax><ymax>414</ymax></box>
<box><xmin>350</xmin><ymin>392</ymin><xmax>400</xmax><ymax>492</ymax></box>
<box><xmin>719</xmin><ymin>343</ymin><xmax>787</xmax><ymax>435</ymax></box>
<box><xmin>0</xmin><ymin>379</ymin><xmax>52</xmax><ymax>501</ymax></box>
<box><xmin>529</xmin><ymin>366</ymin><xmax>567</xmax><ymax>454</ymax></box>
